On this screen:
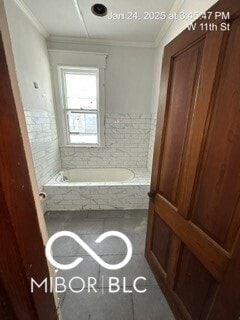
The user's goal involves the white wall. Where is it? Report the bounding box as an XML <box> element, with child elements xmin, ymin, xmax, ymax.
<box><xmin>48</xmin><ymin>40</ymin><xmax>155</xmax><ymax>169</ymax></box>
<box><xmin>147</xmin><ymin>0</ymin><xmax>219</xmax><ymax>170</ymax></box>
<box><xmin>4</xmin><ymin>0</ymin><xmax>219</xmax><ymax>177</ymax></box>
<box><xmin>4</xmin><ymin>0</ymin><xmax>53</xmax><ymax>112</ymax></box>
<box><xmin>48</xmin><ymin>40</ymin><xmax>155</xmax><ymax>114</ymax></box>
<box><xmin>4</xmin><ymin>0</ymin><xmax>61</xmax><ymax>189</ymax></box>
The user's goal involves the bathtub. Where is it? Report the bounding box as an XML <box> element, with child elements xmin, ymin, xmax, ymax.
<box><xmin>44</xmin><ymin>168</ymin><xmax>150</xmax><ymax>211</ymax></box>
<box><xmin>58</xmin><ymin>168</ymin><xmax>135</xmax><ymax>183</ymax></box>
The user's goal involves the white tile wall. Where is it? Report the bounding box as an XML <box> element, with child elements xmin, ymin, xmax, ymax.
<box><xmin>44</xmin><ymin>168</ymin><xmax>150</xmax><ymax>211</ymax></box>
<box><xmin>44</xmin><ymin>185</ymin><xmax>150</xmax><ymax>211</ymax></box>
<box><xmin>24</xmin><ymin>109</ymin><xmax>61</xmax><ymax>189</ymax></box>
<box><xmin>26</xmin><ymin>111</ymin><xmax>157</xmax><ymax>212</ymax></box>
<box><xmin>60</xmin><ymin>113</ymin><xmax>152</xmax><ymax>169</ymax></box>
<box><xmin>147</xmin><ymin>113</ymin><xmax>157</xmax><ymax>171</ymax></box>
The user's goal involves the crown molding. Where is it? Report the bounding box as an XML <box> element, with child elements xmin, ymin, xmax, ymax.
<box><xmin>154</xmin><ymin>0</ymin><xmax>185</xmax><ymax>47</ymax></box>
<box><xmin>13</xmin><ymin>0</ymin><xmax>49</xmax><ymax>38</ymax></box>
<box><xmin>48</xmin><ymin>49</ymin><xmax>108</xmax><ymax>56</ymax></box>
<box><xmin>48</xmin><ymin>35</ymin><xmax>156</xmax><ymax>48</ymax></box>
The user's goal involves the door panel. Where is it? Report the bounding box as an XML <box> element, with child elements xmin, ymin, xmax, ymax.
<box><xmin>159</xmin><ymin>41</ymin><xmax>203</xmax><ymax>204</ymax></box>
<box><xmin>0</xmin><ymin>278</ymin><xmax>18</xmax><ymax>320</ymax></box>
<box><xmin>191</xmin><ymin>16</ymin><xmax>240</xmax><ymax>251</ymax></box>
<box><xmin>146</xmin><ymin>1</ymin><xmax>240</xmax><ymax>319</ymax></box>
<box><xmin>151</xmin><ymin>214</ymin><xmax>172</xmax><ymax>272</ymax></box>
<box><xmin>154</xmin><ymin>195</ymin><xmax>229</xmax><ymax>282</ymax></box>
<box><xmin>175</xmin><ymin>246</ymin><xmax>217</xmax><ymax>320</ymax></box>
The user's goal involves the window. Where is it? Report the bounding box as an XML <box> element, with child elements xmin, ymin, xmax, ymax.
<box><xmin>59</xmin><ymin>67</ymin><xmax>103</xmax><ymax>146</ymax></box>
<box><xmin>50</xmin><ymin>50</ymin><xmax>107</xmax><ymax>147</ymax></box>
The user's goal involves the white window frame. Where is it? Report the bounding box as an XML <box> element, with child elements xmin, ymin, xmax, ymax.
<box><xmin>49</xmin><ymin>50</ymin><xmax>107</xmax><ymax>148</ymax></box>
<box><xmin>58</xmin><ymin>66</ymin><xmax>102</xmax><ymax>146</ymax></box>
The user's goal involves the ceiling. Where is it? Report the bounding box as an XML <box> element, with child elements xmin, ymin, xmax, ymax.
<box><xmin>21</xmin><ymin>0</ymin><xmax>179</xmax><ymax>45</ymax></box>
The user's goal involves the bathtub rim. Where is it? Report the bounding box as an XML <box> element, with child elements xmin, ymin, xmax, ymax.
<box><xmin>45</xmin><ymin>167</ymin><xmax>151</xmax><ymax>188</ymax></box>
<box><xmin>56</xmin><ymin>167</ymin><xmax>136</xmax><ymax>184</ymax></box>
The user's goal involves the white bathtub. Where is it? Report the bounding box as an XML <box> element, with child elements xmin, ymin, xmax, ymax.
<box><xmin>58</xmin><ymin>168</ymin><xmax>135</xmax><ymax>183</ymax></box>
<box><xmin>45</xmin><ymin>168</ymin><xmax>150</xmax><ymax>211</ymax></box>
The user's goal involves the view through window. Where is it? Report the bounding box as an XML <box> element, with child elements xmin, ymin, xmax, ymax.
<box><xmin>63</xmin><ymin>69</ymin><xmax>99</xmax><ymax>144</ymax></box>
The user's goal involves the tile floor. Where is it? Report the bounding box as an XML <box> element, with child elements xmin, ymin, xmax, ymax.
<box><xmin>45</xmin><ymin>210</ymin><xmax>175</xmax><ymax>320</ymax></box>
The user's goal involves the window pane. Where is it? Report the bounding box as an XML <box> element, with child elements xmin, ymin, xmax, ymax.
<box><xmin>65</xmin><ymin>73</ymin><xmax>97</xmax><ymax>109</ymax></box>
<box><xmin>67</xmin><ymin>112</ymin><xmax>98</xmax><ymax>144</ymax></box>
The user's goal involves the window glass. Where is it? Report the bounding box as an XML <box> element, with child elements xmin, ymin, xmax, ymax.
<box><xmin>65</xmin><ymin>73</ymin><xmax>97</xmax><ymax>110</ymax></box>
<box><xmin>67</xmin><ymin>112</ymin><xmax>98</xmax><ymax>144</ymax></box>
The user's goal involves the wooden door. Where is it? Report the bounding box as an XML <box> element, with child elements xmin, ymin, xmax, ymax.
<box><xmin>0</xmin><ymin>1</ymin><xmax>58</xmax><ymax>319</ymax></box>
<box><xmin>145</xmin><ymin>1</ymin><xmax>240</xmax><ymax>319</ymax></box>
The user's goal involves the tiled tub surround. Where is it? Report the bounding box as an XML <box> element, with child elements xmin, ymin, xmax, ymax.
<box><xmin>43</xmin><ymin>168</ymin><xmax>150</xmax><ymax>211</ymax></box>
<box><xmin>147</xmin><ymin>113</ymin><xmax>157</xmax><ymax>171</ymax></box>
<box><xmin>24</xmin><ymin>109</ymin><xmax>61</xmax><ymax>188</ymax></box>
<box><xmin>60</xmin><ymin>113</ymin><xmax>152</xmax><ymax>169</ymax></box>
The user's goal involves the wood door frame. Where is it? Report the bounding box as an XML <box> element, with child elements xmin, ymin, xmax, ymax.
<box><xmin>145</xmin><ymin>0</ymin><xmax>240</xmax><ymax>319</ymax></box>
<box><xmin>0</xmin><ymin>1</ymin><xmax>58</xmax><ymax>319</ymax></box>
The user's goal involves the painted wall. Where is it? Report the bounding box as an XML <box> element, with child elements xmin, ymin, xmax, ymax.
<box><xmin>4</xmin><ymin>0</ymin><xmax>61</xmax><ymax>189</ymax></box>
<box><xmin>47</xmin><ymin>40</ymin><xmax>155</xmax><ymax>114</ymax></box>
<box><xmin>4</xmin><ymin>0</ymin><xmax>219</xmax><ymax>179</ymax></box>
<box><xmin>147</xmin><ymin>0</ymin><xmax>219</xmax><ymax>169</ymax></box>
<box><xmin>48</xmin><ymin>40</ymin><xmax>155</xmax><ymax>169</ymax></box>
